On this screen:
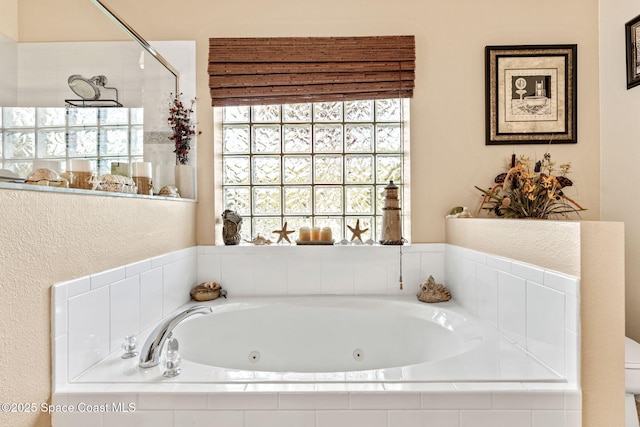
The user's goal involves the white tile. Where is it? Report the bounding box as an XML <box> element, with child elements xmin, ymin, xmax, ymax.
<box><xmin>66</xmin><ymin>276</ymin><xmax>91</xmax><ymax>298</ymax></box>
<box><xmin>511</xmin><ymin>261</ymin><xmax>544</xmax><ymax>283</ymax></box>
<box><xmin>246</xmin><ymin>384</ymin><xmax>315</xmax><ymax>393</ymax></box>
<box><xmin>544</xmin><ymin>270</ymin><xmax>580</xmax><ymax>296</ymax></box>
<box><xmin>497</xmin><ymin>271</ymin><xmax>527</xmax><ymax>347</ymax></box>
<box><xmin>175</xmin><ymin>246</ymin><xmax>197</xmax><ymax>259</ymax></box>
<box><xmin>53</xmin><ymin>334</ymin><xmax>68</xmax><ymax>390</ymax></box>
<box><xmin>316</xmin><ymin>383</ymin><xmax>385</xmax><ymax>392</ymax></box>
<box><xmin>287</xmin><ymin>252</ymin><xmax>322</xmax><ymax>294</ymax></box>
<box><xmin>180</xmin><ymin>255</ymin><xmax>198</xmax><ymax>290</ymax></box>
<box><xmin>465</xmin><ymin>248</ymin><xmax>487</xmax><ymax>264</ymax></box>
<box><xmin>279</xmin><ymin>392</ymin><xmax>348</xmax><ymax>409</ymax></box>
<box><xmin>460</xmin><ymin>258</ymin><xmax>477</xmax><ymax>314</ymax></box>
<box><xmin>388</xmin><ymin>410</ymin><xmax>460</xmax><ymax>427</ymax></box>
<box><xmin>476</xmin><ymin>264</ymin><xmax>498</xmax><ymax>327</ymax></box>
<box><xmin>454</xmin><ymin>383</ymin><xmax>525</xmax><ymax>391</ymax></box>
<box><xmin>67</xmin><ymin>286</ymin><xmax>110</xmax><ymax>379</ymax></box>
<box><xmin>354</xmin><ymin>250</ymin><xmax>388</xmax><ymax>294</ymax></box>
<box><xmin>422</xmin><ymin>391</ymin><xmax>492</xmax><ymax>409</ymax></box>
<box><xmin>399</xmin><ymin>252</ymin><xmax>421</xmax><ymax>295</ymax></box>
<box><xmin>492</xmin><ymin>391</ymin><xmax>565</xmax><ymax>409</ymax></box>
<box><xmin>220</xmin><ymin>253</ymin><xmax>256</xmax><ymax>295</ymax></box>
<box><xmin>152</xmin><ymin>253</ymin><xmax>174</xmax><ymax>268</ymax></box>
<box><xmin>460</xmin><ymin>410</ymin><xmax>531</xmax><ymax>427</ymax></box>
<box><xmin>125</xmin><ymin>259</ymin><xmax>151</xmax><ymax>277</ymax></box>
<box><xmin>526</xmin><ymin>282</ymin><xmax>566</xmax><ymax>375</ymax></box>
<box><xmin>244</xmin><ymin>411</ymin><xmax>315</xmax><ymax>427</ymax></box>
<box><xmin>532</xmin><ymin>410</ymin><xmax>565</xmax><ymax>427</ymax></box>
<box><xmin>384</xmin><ymin>383</ymin><xmax>457</xmax><ymax>392</ymax></box>
<box><xmin>52</xmin><ymin>284</ymin><xmax>68</xmax><ymax>338</ymax></box>
<box><xmin>109</xmin><ymin>276</ymin><xmax>141</xmax><ymax>353</ymax></box>
<box><xmin>252</xmin><ymin>252</ymin><xmax>288</xmax><ymax>295</ymax></box>
<box><xmin>63</xmin><ymin>392</ymin><xmax>137</xmax><ymax>407</ymax></box>
<box><xmin>421</xmin><ymin>251</ymin><xmax>445</xmax><ymax>283</ymax></box>
<box><xmin>137</xmin><ymin>392</ymin><xmax>207</xmax><ymax>410</ymax></box>
<box><xmin>320</xmin><ymin>254</ymin><xmax>354</xmax><ymax>294</ymax></box>
<box><xmin>349</xmin><ymin>392</ymin><xmax>421</xmax><ymax>409</ymax></box>
<box><xmin>197</xmin><ymin>253</ymin><xmax>222</xmax><ymax>284</ymax></box>
<box><xmin>317</xmin><ymin>410</ymin><xmax>387</xmax><ymax>427</ymax></box>
<box><xmin>103</xmin><ymin>411</ymin><xmax>173</xmax><ymax>427</ymax></box>
<box><xmin>566</xmin><ymin>295</ymin><xmax>578</xmax><ymax>333</ymax></box>
<box><xmin>207</xmin><ymin>392</ymin><xmax>278</xmax><ymax>410</ymax></box>
<box><xmin>91</xmin><ymin>267</ymin><xmax>126</xmax><ymax>290</ymax></box>
<box><xmin>486</xmin><ymin>255</ymin><xmax>512</xmax><ymax>273</ymax></box>
<box><xmin>565</xmin><ymin>410</ymin><xmax>582</xmax><ymax>427</ymax></box>
<box><xmin>140</xmin><ymin>267</ymin><xmax>164</xmax><ymax>330</ymax></box>
<box><xmin>565</xmin><ymin>390</ymin><xmax>582</xmax><ymax>409</ymax></box>
<box><xmin>53</xmin><ymin>411</ymin><xmax>104</xmax><ymax>427</ymax></box>
<box><xmin>174</xmin><ymin>411</ymin><xmax>243</xmax><ymax>427</ymax></box>
<box><xmin>566</xmin><ymin>332</ymin><xmax>579</xmax><ymax>385</ymax></box>
<box><xmin>163</xmin><ymin>260</ymin><xmax>189</xmax><ymax>315</ymax></box>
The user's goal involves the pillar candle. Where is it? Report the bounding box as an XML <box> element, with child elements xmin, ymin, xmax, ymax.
<box><xmin>310</xmin><ymin>227</ymin><xmax>321</xmax><ymax>241</ymax></box>
<box><xmin>132</xmin><ymin>162</ymin><xmax>153</xmax><ymax>178</ymax></box>
<box><xmin>298</xmin><ymin>227</ymin><xmax>311</xmax><ymax>242</ymax></box>
<box><xmin>68</xmin><ymin>159</ymin><xmax>92</xmax><ymax>172</ymax></box>
<box><xmin>320</xmin><ymin>227</ymin><xmax>332</xmax><ymax>241</ymax></box>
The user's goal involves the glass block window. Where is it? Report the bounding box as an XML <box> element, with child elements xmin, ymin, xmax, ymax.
<box><xmin>221</xmin><ymin>99</ymin><xmax>407</xmax><ymax>243</ymax></box>
<box><xmin>0</xmin><ymin>107</ymin><xmax>143</xmax><ymax>178</ymax></box>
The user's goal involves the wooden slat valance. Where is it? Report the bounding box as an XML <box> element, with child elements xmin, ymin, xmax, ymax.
<box><xmin>209</xmin><ymin>35</ymin><xmax>415</xmax><ymax>106</ymax></box>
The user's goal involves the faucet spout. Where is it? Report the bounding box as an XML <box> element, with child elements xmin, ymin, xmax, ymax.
<box><xmin>139</xmin><ymin>305</ymin><xmax>212</xmax><ymax>368</ymax></box>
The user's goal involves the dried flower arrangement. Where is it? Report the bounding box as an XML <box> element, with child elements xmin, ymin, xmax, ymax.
<box><xmin>167</xmin><ymin>94</ymin><xmax>200</xmax><ymax>165</ymax></box>
<box><xmin>475</xmin><ymin>153</ymin><xmax>585</xmax><ymax>219</ymax></box>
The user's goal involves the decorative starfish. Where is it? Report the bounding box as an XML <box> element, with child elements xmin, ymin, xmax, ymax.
<box><xmin>347</xmin><ymin>219</ymin><xmax>369</xmax><ymax>242</ymax></box>
<box><xmin>273</xmin><ymin>222</ymin><xmax>295</xmax><ymax>243</ymax></box>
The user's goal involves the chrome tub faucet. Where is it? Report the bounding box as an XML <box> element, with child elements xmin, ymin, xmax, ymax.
<box><xmin>139</xmin><ymin>305</ymin><xmax>212</xmax><ymax>368</ymax></box>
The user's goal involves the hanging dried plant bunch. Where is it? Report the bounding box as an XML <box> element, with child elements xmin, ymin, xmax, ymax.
<box><xmin>168</xmin><ymin>93</ymin><xmax>200</xmax><ymax>165</ymax></box>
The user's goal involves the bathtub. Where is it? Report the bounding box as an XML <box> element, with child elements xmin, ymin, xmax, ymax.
<box><xmin>72</xmin><ymin>295</ymin><xmax>563</xmax><ymax>384</ymax></box>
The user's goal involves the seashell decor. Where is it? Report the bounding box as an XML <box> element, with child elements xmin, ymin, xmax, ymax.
<box><xmin>417</xmin><ymin>275</ymin><xmax>452</xmax><ymax>303</ymax></box>
<box><xmin>25</xmin><ymin>168</ymin><xmax>69</xmax><ymax>188</ymax></box>
<box><xmin>190</xmin><ymin>281</ymin><xmax>226</xmax><ymax>301</ymax></box>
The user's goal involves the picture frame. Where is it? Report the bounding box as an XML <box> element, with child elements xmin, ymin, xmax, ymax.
<box><xmin>485</xmin><ymin>44</ymin><xmax>577</xmax><ymax>145</ymax></box>
<box><xmin>626</xmin><ymin>14</ymin><xmax>640</xmax><ymax>90</ymax></box>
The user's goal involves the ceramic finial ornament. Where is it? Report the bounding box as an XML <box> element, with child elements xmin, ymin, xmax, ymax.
<box><xmin>348</xmin><ymin>219</ymin><xmax>368</xmax><ymax>242</ymax></box>
<box><xmin>417</xmin><ymin>275</ymin><xmax>452</xmax><ymax>303</ymax></box>
<box><xmin>273</xmin><ymin>222</ymin><xmax>295</xmax><ymax>243</ymax></box>
<box><xmin>222</xmin><ymin>209</ymin><xmax>243</xmax><ymax>245</ymax></box>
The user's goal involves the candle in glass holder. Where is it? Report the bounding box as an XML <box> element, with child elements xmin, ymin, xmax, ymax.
<box><xmin>310</xmin><ymin>227</ymin><xmax>321</xmax><ymax>241</ymax></box>
<box><xmin>298</xmin><ymin>227</ymin><xmax>311</xmax><ymax>242</ymax></box>
<box><xmin>320</xmin><ymin>227</ymin><xmax>332</xmax><ymax>241</ymax></box>
<box><xmin>132</xmin><ymin>162</ymin><xmax>153</xmax><ymax>195</ymax></box>
<box><xmin>68</xmin><ymin>159</ymin><xmax>94</xmax><ymax>190</ymax></box>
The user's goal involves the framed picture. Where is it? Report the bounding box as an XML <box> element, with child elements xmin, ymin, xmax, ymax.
<box><xmin>485</xmin><ymin>44</ymin><xmax>577</xmax><ymax>145</ymax></box>
<box><xmin>626</xmin><ymin>14</ymin><xmax>640</xmax><ymax>90</ymax></box>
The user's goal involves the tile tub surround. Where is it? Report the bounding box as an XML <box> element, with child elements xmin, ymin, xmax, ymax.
<box><xmin>52</xmin><ymin>247</ymin><xmax>197</xmax><ymax>389</ymax></box>
<box><xmin>52</xmin><ymin>243</ymin><xmax>581</xmax><ymax>427</ymax></box>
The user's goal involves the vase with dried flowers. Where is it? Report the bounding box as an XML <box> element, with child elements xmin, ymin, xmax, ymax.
<box><xmin>167</xmin><ymin>93</ymin><xmax>200</xmax><ymax>165</ymax></box>
<box><xmin>475</xmin><ymin>153</ymin><xmax>586</xmax><ymax>219</ymax></box>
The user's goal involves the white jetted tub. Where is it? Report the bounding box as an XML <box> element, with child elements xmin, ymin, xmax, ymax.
<box><xmin>73</xmin><ymin>295</ymin><xmax>563</xmax><ymax>384</ymax></box>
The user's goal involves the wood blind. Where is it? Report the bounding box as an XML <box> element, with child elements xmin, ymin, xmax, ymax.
<box><xmin>208</xmin><ymin>35</ymin><xmax>415</xmax><ymax>106</ymax></box>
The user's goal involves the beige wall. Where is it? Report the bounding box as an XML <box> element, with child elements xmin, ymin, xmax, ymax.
<box><xmin>446</xmin><ymin>219</ymin><xmax>626</xmax><ymax>427</ymax></box>
<box><xmin>1</xmin><ymin>0</ymin><xmax>609</xmax><ymax>426</ymax></box>
<box><xmin>599</xmin><ymin>0</ymin><xmax>640</xmax><ymax>341</ymax></box>
<box><xmin>0</xmin><ymin>0</ymin><xmax>17</xmax><ymax>40</ymax></box>
<box><xmin>16</xmin><ymin>0</ymin><xmax>602</xmax><ymax>244</ymax></box>
<box><xmin>0</xmin><ymin>190</ymin><xmax>196</xmax><ymax>427</ymax></box>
